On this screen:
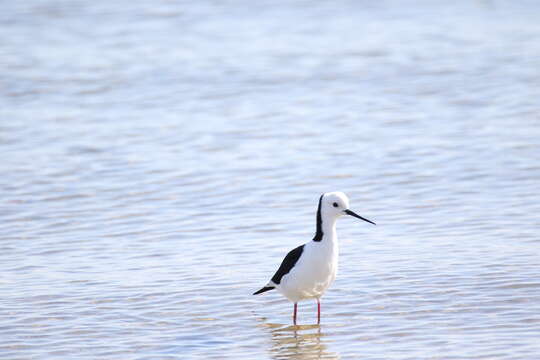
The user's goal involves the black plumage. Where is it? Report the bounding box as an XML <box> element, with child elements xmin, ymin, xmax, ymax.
<box><xmin>253</xmin><ymin>244</ymin><xmax>305</xmax><ymax>295</ymax></box>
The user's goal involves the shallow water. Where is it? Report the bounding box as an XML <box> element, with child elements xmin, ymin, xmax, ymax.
<box><xmin>2</xmin><ymin>1</ymin><xmax>540</xmax><ymax>359</ymax></box>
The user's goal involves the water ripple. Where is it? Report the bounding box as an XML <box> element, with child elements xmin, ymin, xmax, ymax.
<box><xmin>2</xmin><ymin>1</ymin><xmax>540</xmax><ymax>359</ymax></box>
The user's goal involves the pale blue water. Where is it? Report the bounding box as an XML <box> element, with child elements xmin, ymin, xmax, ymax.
<box><xmin>1</xmin><ymin>1</ymin><xmax>540</xmax><ymax>359</ymax></box>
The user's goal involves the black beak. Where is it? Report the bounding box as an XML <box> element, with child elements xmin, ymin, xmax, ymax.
<box><xmin>344</xmin><ymin>209</ymin><xmax>376</xmax><ymax>225</ymax></box>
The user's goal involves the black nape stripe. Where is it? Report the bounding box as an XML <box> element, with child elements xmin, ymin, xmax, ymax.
<box><xmin>313</xmin><ymin>194</ymin><xmax>324</xmax><ymax>242</ymax></box>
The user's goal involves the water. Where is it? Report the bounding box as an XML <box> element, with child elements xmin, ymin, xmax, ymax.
<box><xmin>2</xmin><ymin>1</ymin><xmax>540</xmax><ymax>359</ymax></box>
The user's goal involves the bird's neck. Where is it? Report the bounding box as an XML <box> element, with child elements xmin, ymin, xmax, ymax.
<box><xmin>313</xmin><ymin>216</ymin><xmax>338</xmax><ymax>243</ymax></box>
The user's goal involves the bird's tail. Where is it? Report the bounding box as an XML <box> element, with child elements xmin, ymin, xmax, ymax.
<box><xmin>253</xmin><ymin>286</ymin><xmax>275</xmax><ymax>295</ymax></box>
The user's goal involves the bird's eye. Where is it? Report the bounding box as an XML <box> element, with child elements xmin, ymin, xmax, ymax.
<box><xmin>333</xmin><ymin>202</ymin><xmax>339</xmax><ymax>207</ymax></box>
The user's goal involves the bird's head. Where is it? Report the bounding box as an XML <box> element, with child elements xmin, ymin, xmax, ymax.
<box><xmin>320</xmin><ymin>192</ymin><xmax>375</xmax><ymax>225</ymax></box>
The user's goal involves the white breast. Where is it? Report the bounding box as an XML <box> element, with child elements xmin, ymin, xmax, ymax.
<box><xmin>277</xmin><ymin>241</ymin><xmax>339</xmax><ymax>303</ymax></box>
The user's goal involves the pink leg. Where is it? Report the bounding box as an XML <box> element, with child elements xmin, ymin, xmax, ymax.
<box><xmin>317</xmin><ymin>299</ymin><xmax>321</xmax><ymax>325</ymax></box>
<box><xmin>293</xmin><ymin>303</ymin><xmax>298</xmax><ymax>325</ymax></box>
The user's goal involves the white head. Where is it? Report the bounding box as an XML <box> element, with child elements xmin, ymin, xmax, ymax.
<box><xmin>319</xmin><ymin>192</ymin><xmax>375</xmax><ymax>224</ymax></box>
<box><xmin>312</xmin><ymin>192</ymin><xmax>375</xmax><ymax>241</ymax></box>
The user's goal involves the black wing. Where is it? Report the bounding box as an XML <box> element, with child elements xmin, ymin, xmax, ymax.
<box><xmin>270</xmin><ymin>245</ymin><xmax>305</xmax><ymax>285</ymax></box>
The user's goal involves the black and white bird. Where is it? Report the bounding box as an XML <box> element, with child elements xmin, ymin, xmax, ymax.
<box><xmin>253</xmin><ymin>192</ymin><xmax>375</xmax><ymax>325</ymax></box>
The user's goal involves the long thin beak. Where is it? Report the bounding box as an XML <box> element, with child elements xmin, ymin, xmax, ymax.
<box><xmin>344</xmin><ymin>209</ymin><xmax>376</xmax><ymax>225</ymax></box>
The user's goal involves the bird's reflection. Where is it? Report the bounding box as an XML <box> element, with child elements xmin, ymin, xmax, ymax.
<box><xmin>258</xmin><ymin>320</ymin><xmax>339</xmax><ymax>360</ymax></box>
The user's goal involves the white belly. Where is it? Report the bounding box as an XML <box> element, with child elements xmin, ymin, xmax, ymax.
<box><xmin>277</xmin><ymin>242</ymin><xmax>338</xmax><ymax>303</ymax></box>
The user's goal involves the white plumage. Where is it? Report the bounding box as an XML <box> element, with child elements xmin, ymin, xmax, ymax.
<box><xmin>277</xmin><ymin>227</ymin><xmax>339</xmax><ymax>303</ymax></box>
<box><xmin>253</xmin><ymin>192</ymin><xmax>375</xmax><ymax>325</ymax></box>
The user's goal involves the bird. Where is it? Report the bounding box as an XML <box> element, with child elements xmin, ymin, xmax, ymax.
<box><xmin>253</xmin><ymin>191</ymin><xmax>375</xmax><ymax>325</ymax></box>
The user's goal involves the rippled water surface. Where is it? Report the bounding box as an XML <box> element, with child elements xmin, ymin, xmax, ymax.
<box><xmin>2</xmin><ymin>1</ymin><xmax>540</xmax><ymax>359</ymax></box>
